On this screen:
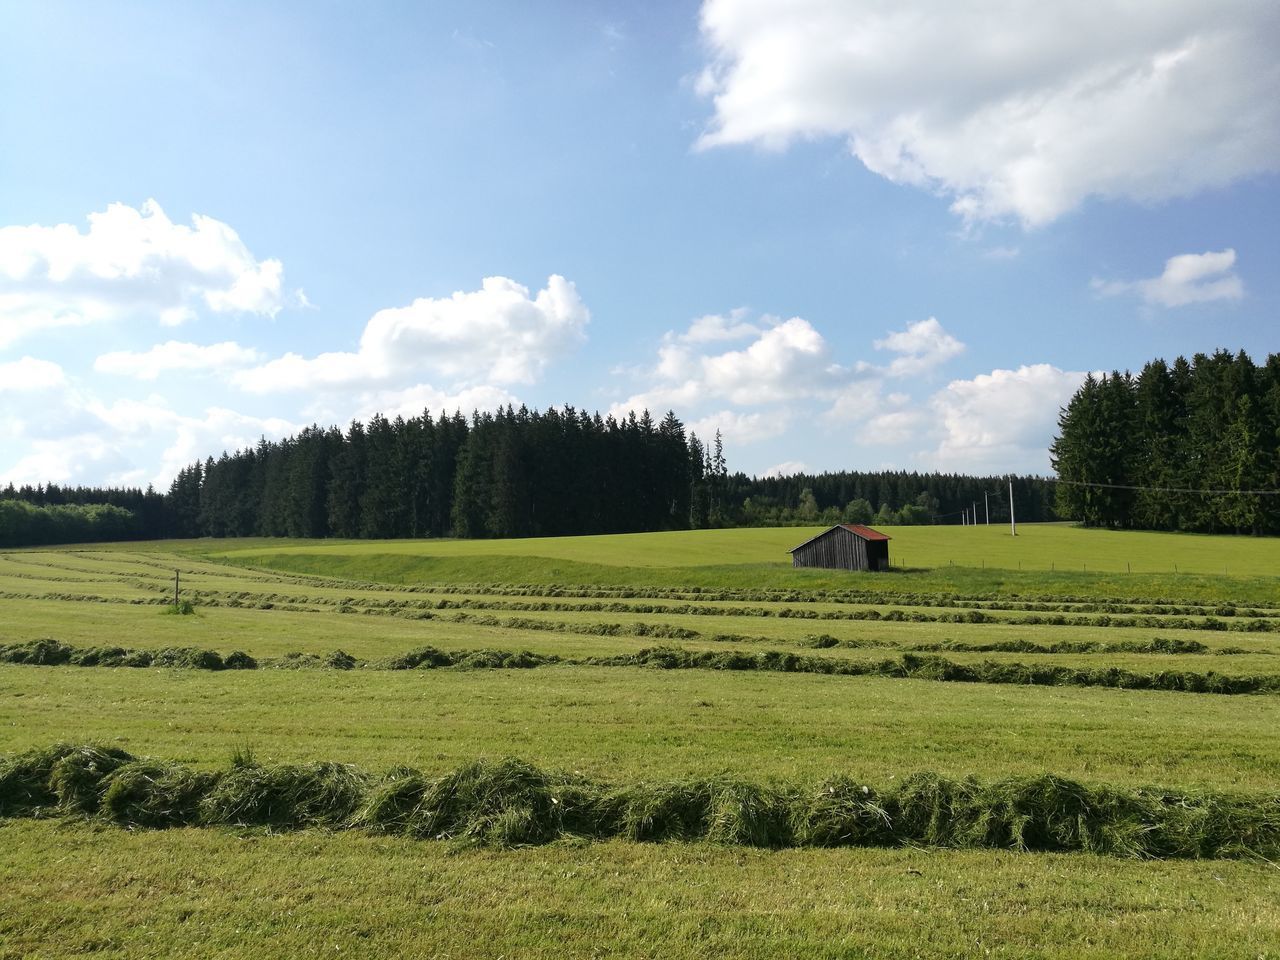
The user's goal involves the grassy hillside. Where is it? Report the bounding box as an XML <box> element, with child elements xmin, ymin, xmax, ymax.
<box><xmin>204</xmin><ymin>523</ymin><xmax>1280</xmax><ymax>602</ymax></box>
<box><xmin>3</xmin><ymin>532</ymin><xmax>1280</xmax><ymax>958</ymax></box>
<box><xmin>6</xmin><ymin>825</ymin><xmax>1278</xmax><ymax>960</ymax></box>
<box><xmin>214</xmin><ymin>522</ymin><xmax>1280</xmax><ymax>575</ymax></box>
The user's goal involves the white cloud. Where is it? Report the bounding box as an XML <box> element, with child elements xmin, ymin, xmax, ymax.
<box><xmin>701</xmin><ymin>318</ymin><xmax>840</xmax><ymax>403</ymax></box>
<box><xmin>0</xmin><ymin>438</ymin><xmax>136</xmax><ymax>489</ymax></box>
<box><xmin>859</xmin><ymin>409</ymin><xmax>929</xmax><ymax>447</ymax></box>
<box><xmin>94</xmin><ymin>340</ymin><xmax>262</xmax><ymax>380</ymax></box>
<box><xmin>0</xmin><ymin>356</ymin><xmax>66</xmax><ymax>392</ymax></box>
<box><xmin>0</xmin><ymin>200</ymin><xmax>291</xmax><ymax>347</ymax></box>
<box><xmin>983</xmin><ymin>246</ymin><xmax>1021</xmax><ymax>261</ymax></box>
<box><xmin>688</xmin><ymin>408</ymin><xmax>792</xmax><ymax>446</ymax></box>
<box><xmin>236</xmin><ymin>275</ymin><xmax>587</xmax><ymax>393</ymax></box>
<box><xmin>678</xmin><ymin>309</ymin><xmax>761</xmax><ymax>344</ymax></box>
<box><xmin>925</xmin><ymin>363</ymin><xmax>1087</xmax><ymax>472</ymax></box>
<box><xmin>1093</xmin><ymin>248</ymin><xmax>1244</xmax><ymax>307</ymax></box>
<box><xmin>612</xmin><ymin>312</ymin><xmax>969</xmax><ymax>462</ymax></box>
<box><xmin>18</xmin><ymin>404</ymin><xmax>296</xmax><ymax>491</ymax></box>
<box><xmin>347</xmin><ymin>383</ymin><xmax>519</xmax><ymax>424</ymax></box>
<box><xmin>823</xmin><ymin>379</ymin><xmax>883</xmax><ymax>423</ymax></box>
<box><xmin>873</xmin><ymin>317</ymin><xmax>965</xmax><ymax>376</ymax></box>
<box><xmin>762</xmin><ymin>460</ymin><xmax>810</xmax><ymax>478</ymax></box>
<box><xmin>696</xmin><ymin>1</ymin><xmax>1280</xmax><ymax>225</ymax></box>
<box><xmin>611</xmin><ymin>315</ymin><xmax>848</xmax><ymax>419</ymax></box>
<box><xmin>0</xmin><ymin>370</ymin><xmax>296</xmax><ymax>488</ymax></box>
<box><xmin>152</xmin><ymin>406</ymin><xmax>298</xmax><ymax>483</ymax></box>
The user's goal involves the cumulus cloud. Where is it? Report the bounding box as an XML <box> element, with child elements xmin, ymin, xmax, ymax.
<box><xmin>688</xmin><ymin>408</ymin><xmax>793</xmax><ymax>446</ymax></box>
<box><xmin>150</xmin><ymin>406</ymin><xmax>299</xmax><ymax>483</ymax></box>
<box><xmin>873</xmin><ymin>317</ymin><xmax>965</xmax><ymax>376</ymax></box>
<box><xmin>612</xmin><ymin>315</ymin><xmax>847</xmax><ymax>419</ymax></box>
<box><xmin>346</xmin><ymin>383</ymin><xmax>519</xmax><ymax>424</ymax></box>
<box><xmin>859</xmin><ymin>408</ymin><xmax>929</xmax><ymax>447</ymax></box>
<box><xmin>235</xmin><ymin>275</ymin><xmax>588</xmax><ymax>393</ymax></box>
<box><xmin>0</xmin><ymin>199</ymin><xmax>291</xmax><ymax>347</ymax></box>
<box><xmin>612</xmin><ymin>312</ymin><xmax>968</xmax><ymax>455</ymax></box>
<box><xmin>0</xmin><ymin>387</ymin><xmax>297</xmax><ymax>488</ymax></box>
<box><xmin>925</xmin><ymin>364</ymin><xmax>1087</xmax><ymax>472</ymax></box>
<box><xmin>824</xmin><ymin>379</ymin><xmax>883</xmax><ymax>423</ymax></box>
<box><xmin>0</xmin><ymin>356</ymin><xmax>66</xmax><ymax>392</ymax></box>
<box><xmin>762</xmin><ymin>460</ymin><xmax>810</xmax><ymax>478</ymax></box>
<box><xmin>94</xmin><ymin>340</ymin><xmax>262</xmax><ymax>380</ymax></box>
<box><xmin>677</xmin><ymin>309</ymin><xmax>762</xmax><ymax>344</ymax></box>
<box><xmin>1093</xmin><ymin>248</ymin><xmax>1244</xmax><ymax>307</ymax></box>
<box><xmin>696</xmin><ymin>0</ymin><xmax>1280</xmax><ymax>225</ymax></box>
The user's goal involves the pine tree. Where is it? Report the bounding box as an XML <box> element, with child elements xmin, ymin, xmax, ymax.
<box><xmin>326</xmin><ymin>420</ymin><xmax>367</xmax><ymax>538</ymax></box>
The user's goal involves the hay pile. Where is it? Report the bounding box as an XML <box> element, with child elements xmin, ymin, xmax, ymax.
<box><xmin>2</xmin><ymin>743</ymin><xmax>1277</xmax><ymax>859</ymax></box>
<box><xmin>0</xmin><ymin>640</ymin><xmax>256</xmax><ymax>670</ymax></box>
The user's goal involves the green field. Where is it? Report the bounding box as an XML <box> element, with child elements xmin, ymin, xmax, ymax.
<box><xmin>3</xmin><ymin>524</ymin><xmax>1280</xmax><ymax>958</ymax></box>
<box><xmin>217</xmin><ymin>522</ymin><xmax>1280</xmax><ymax>575</ymax></box>
<box><xmin>210</xmin><ymin>522</ymin><xmax>1280</xmax><ymax>603</ymax></box>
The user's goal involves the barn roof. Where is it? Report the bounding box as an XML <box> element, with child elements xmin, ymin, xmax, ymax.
<box><xmin>788</xmin><ymin>523</ymin><xmax>891</xmax><ymax>553</ymax></box>
<box><xmin>838</xmin><ymin>523</ymin><xmax>891</xmax><ymax>541</ymax></box>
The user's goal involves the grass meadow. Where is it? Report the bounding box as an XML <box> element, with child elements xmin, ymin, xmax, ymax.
<box><xmin>2</xmin><ymin>523</ymin><xmax>1280</xmax><ymax>958</ymax></box>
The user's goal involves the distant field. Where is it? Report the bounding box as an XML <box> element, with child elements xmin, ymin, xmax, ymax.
<box><xmin>3</xmin><ymin>528</ymin><xmax>1280</xmax><ymax>958</ymax></box>
<box><xmin>205</xmin><ymin>523</ymin><xmax>1280</xmax><ymax>603</ymax></box>
<box><xmin>215</xmin><ymin>522</ymin><xmax>1280</xmax><ymax>575</ymax></box>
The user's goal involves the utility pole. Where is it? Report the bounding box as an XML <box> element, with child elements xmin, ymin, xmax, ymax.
<box><xmin>972</xmin><ymin>502</ymin><xmax>977</xmax><ymax>527</ymax></box>
<box><xmin>984</xmin><ymin>492</ymin><xmax>989</xmax><ymax>525</ymax></box>
<box><xmin>1008</xmin><ymin>477</ymin><xmax>1017</xmax><ymax>537</ymax></box>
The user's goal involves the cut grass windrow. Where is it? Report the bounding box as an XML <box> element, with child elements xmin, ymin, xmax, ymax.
<box><xmin>798</xmin><ymin>634</ymin><xmax>1244</xmax><ymax>655</ymax></box>
<box><xmin>0</xmin><ymin>639</ymin><xmax>257</xmax><ymax>670</ymax></box>
<box><xmin>2</xmin><ymin>744</ymin><xmax>1277</xmax><ymax>860</ymax></box>
<box><xmin>184</xmin><ymin>591</ymin><xmax>1280</xmax><ymax>633</ymax></box>
<box><xmin>17</xmin><ymin>551</ymin><xmax>1280</xmax><ymax>616</ymax></box>
<box><xmin>214</xmin><ymin>560</ymin><xmax>1280</xmax><ymax>611</ymax></box>
<box><xmin>5</xmin><ymin>639</ymin><xmax>1279</xmax><ymax>695</ymax></box>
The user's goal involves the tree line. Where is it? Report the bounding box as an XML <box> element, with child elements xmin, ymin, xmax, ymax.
<box><xmin>1051</xmin><ymin>349</ymin><xmax>1280</xmax><ymax>534</ymax></box>
<box><xmin>0</xmin><ymin>500</ymin><xmax>142</xmax><ymax>548</ymax></box>
<box><xmin>726</xmin><ymin>471</ymin><xmax>1057</xmax><ymax>528</ymax></box>
<box><xmin>2</xmin><ymin>403</ymin><xmax>1060</xmax><ymax>547</ymax></box>
<box><xmin>164</xmin><ymin>407</ymin><xmax>729</xmax><ymax>540</ymax></box>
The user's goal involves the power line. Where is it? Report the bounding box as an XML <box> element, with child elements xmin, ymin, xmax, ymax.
<box><xmin>1049</xmin><ymin>478</ymin><xmax>1280</xmax><ymax>497</ymax></box>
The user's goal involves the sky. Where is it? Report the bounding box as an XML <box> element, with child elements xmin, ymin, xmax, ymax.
<box><xmin>2</xmin><ymin>0</ymin><xmax>1277</xmax><ymax>489</ymax></box>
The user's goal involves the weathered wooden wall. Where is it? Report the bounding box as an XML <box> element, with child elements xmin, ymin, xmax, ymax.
<box><xmin>792</xmin><ymin>528</ymin><xmax>880</xmax><ymax>571</ymax></box>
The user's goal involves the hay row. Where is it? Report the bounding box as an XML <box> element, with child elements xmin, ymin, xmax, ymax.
<box><xmin>2</xmin><ymin>744</ymin><xmax>1277</xmax><ymax>859</ymax></box>
<box><xmin>181</xmin><ymin>590</ymin><xmax>1280</xmax><ymax>633</ymax></box>
<box><xmin>446</xmin><ymin>607</ymin><xmax>1280</xmax><ymax>633</ymax></box>
<box><xmin>0</xmin><ymin>639</ymin><xmax>257</xmax><ymax>670</ymax></box>
<box><xmin>800</xmin><ymin>634</ymin><xmax>1248</xmax><ymax>656</ymax></box>
<box><xmin>0</xmin><ymin>589</ymin><xmax>170</xmax><ymax>606</ymax></box>
<box><xmin>183</xmin><ymin>587</ymin><xmax>1280</xmax><ymax>626</ymax></box>
<box><xmin>585</xmin><ymin>648</ymin><xmax>1280</xmax><ymax>695</ymax></box>
<box><xmin>4</xmin><ymin>639</ymin><xmax>1278</xmax><ymax>695</ymax></box>
<box><xmin>185</xmin><ymin>563</ymin><xmax>1280</xmax><ymax>612</ymax></box>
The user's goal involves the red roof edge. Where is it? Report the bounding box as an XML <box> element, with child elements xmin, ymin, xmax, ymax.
<box><xmin>838</xmin><ymin>523</ymin><xmax>891</xmax><ymax>541</ymax></box>
<box><xmin>788</xmin><ymin>523</ymin><xmax>892</xmax><ymax>552</ymax></box>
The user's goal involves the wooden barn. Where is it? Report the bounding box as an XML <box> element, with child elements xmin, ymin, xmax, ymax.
<box><xmin>789</xmin><ymin>524</ymin><xmax>891</xmax><ymax>572</ymax></box>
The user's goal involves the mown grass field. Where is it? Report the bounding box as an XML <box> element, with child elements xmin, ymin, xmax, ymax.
<box><xmin>3</xmin><ymin>523</ymin><xmax>1280</xmax><ymax>958</ymax></box>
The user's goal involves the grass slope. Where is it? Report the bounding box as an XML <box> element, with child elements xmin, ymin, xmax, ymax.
<box><xmin>203</xmin><ymin>523</ymin><xmax>1280</xmax><ymax>602</ymax></box>
<box><xmin>3</xmin><ymin>533</ymin><xmax>1280</xmax><ymax>958</ymax></box>
<box><xmin>5</xmin><ymin>824</ymin><xmax>1279</xmax><ymax>960</ymax></box>
<box><xmin>4</xmin><ymin>666</ymin><xmax>1277</xmax><ymax>788</ymax></box>
<box><xmin>213</xmin><ymin>522</ymin><xmax>1280</xmax><ymax>574</ymax></box>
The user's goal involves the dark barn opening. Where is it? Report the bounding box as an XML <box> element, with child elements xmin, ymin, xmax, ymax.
<box><xmin>789</xmin><ymin>524</ymin><xmax>891</xmax><ymax>572</ymax></box>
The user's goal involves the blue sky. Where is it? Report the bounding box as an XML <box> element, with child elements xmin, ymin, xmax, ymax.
<box><xmin>2</xmin><ymin>0</ymin><xmax>1277</xmax><ymax>488</ymax></box>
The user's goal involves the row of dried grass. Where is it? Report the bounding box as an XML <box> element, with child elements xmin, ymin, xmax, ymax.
<box><xmin>2</xmin><ymin>745</ymin><xmax>1277</xmax><ymax>859</ymax></box>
